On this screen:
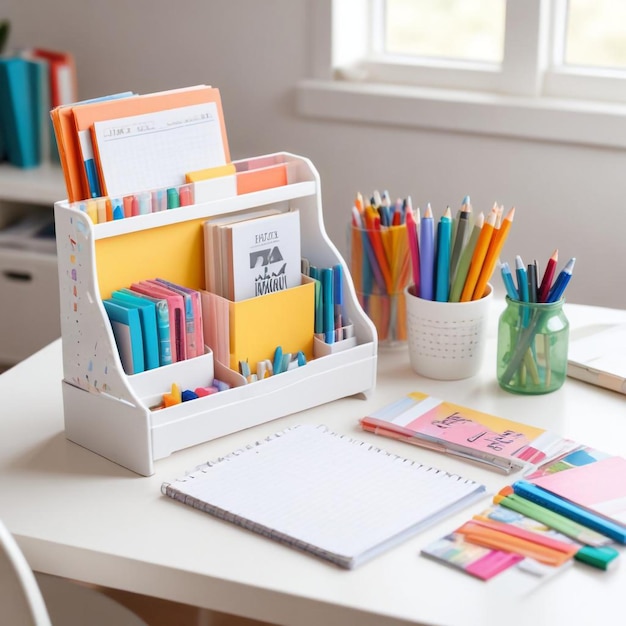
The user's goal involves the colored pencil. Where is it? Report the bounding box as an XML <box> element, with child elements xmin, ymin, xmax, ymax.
<box><xmin>435</xmin><ymin>207</ymin><xmax>452</xmax><ymax>301</ymax></box>
<box><xmin>405</xmin><ymin>204</ymin><xmax>420</xmax><ymax>293</ymax></box>
<box><xmin>472</xmin><ymin>205</ymin><xmax>515</xmax><ymax>300</ymax></box>
<box><xmin>449</xmin><ymin>201</ymin><xmax>471</xmax><ymax>283</ymax></box>
<box><xmin>537</xmin><ymin>249</ymin><xmax>558</xmax><ymax>303</ymax></box>
<box><xmin>459</xmin><ymin>206</ymin><xmax>497</xmax><ymax>302</ymax></box>
<box><xmin>449</xmin><ymin>212</ymin><xmax>484</xmax><ymax>302</ymax></box>
<box><xmin>419</xmin><ymin>204</ymin><xmax>435</xmax><ymax>300</ymax></box>
<box><xmin>547</xmin><ymin>257</ymin><xmax>576</xmax><ymax>303</ymax></box>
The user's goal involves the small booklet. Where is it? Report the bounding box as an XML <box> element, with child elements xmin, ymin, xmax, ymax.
<box><xmin>162</xmin><ymin>424</ymin><xmax>487</xmax><ymax>569</ymax></box>
<box><xmin>360</xmin><ymin>392</ymin><xmax>577</xmax><ymax>474</ymax></box>
<box><xmin>567</xmin><ymin>324</ymin><xmax>626</xmax><ymax>394</ymax></box>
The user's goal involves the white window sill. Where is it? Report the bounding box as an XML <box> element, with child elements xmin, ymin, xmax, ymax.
<box><xmin>296</xmin><ymin>79</ymin><xmax>626</xmax><ymax>150</ymax></box>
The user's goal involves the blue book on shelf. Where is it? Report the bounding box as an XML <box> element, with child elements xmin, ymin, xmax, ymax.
<box><xmin>110</xmin><ymin>291</ymin><xmax>160</xmax><ymax>371</ymax></box>
<box><xmin>103</xmin><ymin>299</ymin><xmax>145</xmax><ymax>375</ymax></box>
<box><xmin>0</xmin><ymin>56</ymin><xmax>45</xmax><ymax>168</ymax></box>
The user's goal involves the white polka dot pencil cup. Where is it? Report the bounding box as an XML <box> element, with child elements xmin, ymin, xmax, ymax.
<box><xmin>404</xmin><ymin>283</ymin><xmax>493</xmax><ymax>380</ymax></box>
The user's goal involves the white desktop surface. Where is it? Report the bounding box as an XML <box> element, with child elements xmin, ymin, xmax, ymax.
<box><xmin>1</xmin><ymin>301</ymin><xmax>625</xmax><ymax>626</ymax></box>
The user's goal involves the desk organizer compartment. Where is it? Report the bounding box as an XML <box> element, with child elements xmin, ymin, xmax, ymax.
<box><xmin>55</xmin><ymin>152</ymin><xmax>378</xmax><ymax>476</ymax></box>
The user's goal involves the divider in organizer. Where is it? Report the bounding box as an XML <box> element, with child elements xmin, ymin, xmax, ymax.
<box><xmin>54</xmin><ymin>152</ymin><xmax>378</xmax><ymax>476</ymax></box>
<box><xmin>201</xmin><ymin>275</ymin><xmax>315</xmax><ymax>374</ymax></box>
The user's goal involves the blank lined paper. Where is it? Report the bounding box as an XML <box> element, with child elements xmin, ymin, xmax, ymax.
<box><xmin>92</xmin><ymin>102</ymin><xmax>226</xmax><ymax>197</ymax></box>
<box><xmin>162</xmin><ymin>424</ymin><xmax>487</xmax><ymax>568</ymax></box>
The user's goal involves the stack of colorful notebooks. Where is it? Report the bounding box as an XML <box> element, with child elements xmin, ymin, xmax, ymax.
<box><xmin>360</xmin><ymin>393</ymin><xmax>625</xmax><ymax>583</ymax></box>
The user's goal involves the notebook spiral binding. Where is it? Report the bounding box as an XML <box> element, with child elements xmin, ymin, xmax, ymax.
<box><xmin>161</xmin><ymin>423</ymin><xmax>474</xmax><ymax>492</ymax></box>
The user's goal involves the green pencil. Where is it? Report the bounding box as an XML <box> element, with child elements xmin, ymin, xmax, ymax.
<box><xmin>494</xmin><ymin>491</ymin><xmax>611</xmax><ymax>547</ymax></box>
<box><xmin>449</xmin><ymin>211</ymin><xmax>483</xmax><ymax>302</ymax></box>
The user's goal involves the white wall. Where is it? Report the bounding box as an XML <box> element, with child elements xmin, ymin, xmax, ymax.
<box><xmin>5</xmin><ymin>0</ymin><xmax>625</xmax><ymax>309</ymax></box>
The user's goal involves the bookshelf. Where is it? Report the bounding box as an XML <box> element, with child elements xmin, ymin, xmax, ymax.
<box><xmin>0</xmin><ymin>163</ymin><xmax>65</xmax><ymax>364</ymax></box>
<box><xmin>54</xmin><ymin>152</ymin><xmax>378</xmax><ymax>476</ymax></box>
<box><xmin>0</xmin><ymin>162</ymin><xmax>66</xmax><ymax>206</ymax></box>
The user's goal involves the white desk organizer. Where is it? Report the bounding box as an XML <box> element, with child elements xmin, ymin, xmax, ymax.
<box><xmin>54</xmin><ymin>153</ymin><xmax>378</xmax><ymax>475</ymax></box>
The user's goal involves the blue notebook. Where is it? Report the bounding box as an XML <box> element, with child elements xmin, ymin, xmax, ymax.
<box><xmin>110</xmin><ymin>291</ymin><xmax>160</xmax><ymax>370</ymax></box>
<box><xmin>103</xmin><ymin>300</ymin><xmax>145</xmax><ymax>375</ymax></box>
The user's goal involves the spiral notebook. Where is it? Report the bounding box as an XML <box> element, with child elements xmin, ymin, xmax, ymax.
<box><xmin>161</xmin><ymin>424</ymin><xmax>487</xmax><ymax>569</ymax></box>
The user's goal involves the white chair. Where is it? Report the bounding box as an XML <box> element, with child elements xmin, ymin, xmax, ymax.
<box><xmin>0</xmin><ymin>519</ymin><xmax>149</xmax><ymax>626</ymax></box>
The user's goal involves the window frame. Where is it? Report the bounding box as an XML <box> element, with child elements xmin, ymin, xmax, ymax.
<box><xmin>297</xmin><ymin>0</ymin><xmax>626</xmax><ymax>150</ymax></box>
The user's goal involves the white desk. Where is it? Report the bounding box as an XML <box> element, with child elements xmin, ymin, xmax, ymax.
<box><xmin>1</xmin><ymin>302</ymin><xmax>625</xmax><ymax>626</ymax></box>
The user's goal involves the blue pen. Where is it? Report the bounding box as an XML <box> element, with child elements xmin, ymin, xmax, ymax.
<box><xmin>547</xmin><ymin>257</ymin><xmax>575</xmax><ymax>303</ymax></box>
<box><xmin>512</xmin><ymin>480</ymin><xmax>626</xmax><ymax>544</ymax></box>
<box><xmin>321</xmin><ymin>268</ymin><xmax>335</xmax><ymax>344</ymax></box>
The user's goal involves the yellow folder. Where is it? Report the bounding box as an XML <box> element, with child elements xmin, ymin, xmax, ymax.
<box><xmin>228</xmin><ymin>275</ymin><xmax>315</xmax><ymax>371</ymax></box>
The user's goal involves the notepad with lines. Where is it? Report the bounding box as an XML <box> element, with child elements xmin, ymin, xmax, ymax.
<box><xmin>161</xmin><ymin>424</ymin><xmax>487</xmax><ymax>568</ymax></box>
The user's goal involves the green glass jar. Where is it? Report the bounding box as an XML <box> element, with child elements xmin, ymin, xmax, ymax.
<box><xmin>497</xmin><ymin>297</ymin><xmax>569</xmax><ymax>394</ymax></box>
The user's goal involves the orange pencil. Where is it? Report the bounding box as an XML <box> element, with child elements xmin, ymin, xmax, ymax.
<box><xmin>368</xmin><ymin>216</ymin><xmax>393</xmax><ymax>293</ymax></box>
<box><xmin>472</xmin><ymin>206</ymin><xmax>516</xmax><ymax>300</ymax></box>
<box><xmin>459</xmin><ymin>206</ymin><xmax>497</xmax><ymax>302</ymax></box>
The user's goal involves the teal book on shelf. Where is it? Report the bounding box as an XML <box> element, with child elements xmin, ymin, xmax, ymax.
<box><xmin>0</xmin><ymin>56</ymin><xmax>46</xmax><ymax>168</ymax></box>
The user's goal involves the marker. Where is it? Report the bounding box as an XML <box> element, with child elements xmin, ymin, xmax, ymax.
<box><xmin>111</xmin><ymin>198</ymin><xmax>124</xmax><ymax>220</ymax></box>
<box><xmin>123</xmin><ymin>195</ymin><xmax>133</xmax><ymax>218</ymax></box>
<box><xmin>137</xmin><ymin>192</ymin><xmax>151</xmax><ymax>215</ymax></box>
<box><xmin>179</xmin><ymin>185</ymin><xmax>193</xmax><ymax>206</ymax></box>
<box><xmin>167</xmin><ymin>187</ymin><xmax>180</xmax><ymax>209</ymax></box>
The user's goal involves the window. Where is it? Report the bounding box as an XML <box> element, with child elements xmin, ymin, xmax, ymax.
<box><xmin>334</xmin><ymin>0</ymin><xmax>626</xmax><ymax>101</ymax></box>
<box><xmin>298</xmin><ymin>0</ymin><xmax>626</xmax><ymax>149</ymax></box>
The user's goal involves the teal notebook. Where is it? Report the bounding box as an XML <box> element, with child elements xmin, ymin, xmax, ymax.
<box><xmin>110</xmin><ymin>291</ymin><xmax>160</xmax><ymax>370</ymax></box>
<box><xmin>115</xmin><ymin>288</ymin><xmax>172</xmax><ymax>366</ymax></box>
<box><xmin>103</xmin><ymin>299</ymin><xmax>145</xmax><ymax>374</ymax></box>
